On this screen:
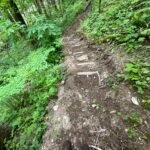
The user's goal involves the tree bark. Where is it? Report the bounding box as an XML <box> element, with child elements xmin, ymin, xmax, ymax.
<box><xmin>34</xmin><ymin>0</ymin><xmax>43</xmax><ymax>15</ymax></box>
<box><xmin>99</xmin><ymin>0</ymin><xmax>102</xmax><ymax>13</ymax></box>
<box><xmin>39</xmin><ymin>0</ymin><xmax>48</xmax><ymax>17</ymax></box>
<box><xmin>9</xmin><ymin>0</ymin><xmax>26</xmax><ymax>25</ymax></box>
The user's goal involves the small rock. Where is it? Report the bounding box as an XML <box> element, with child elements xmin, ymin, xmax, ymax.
<box><xmin>53</xmin><ymin>105</ymin><xmax>58</xmax><ymax>111</ymax></box>
<box><xmin>103</xmin><ymin>72</ymin><xmax>108</xmax><ymax>78</ymax></box>
<box><xmin>61</xmin><ymin>80</ymin><xmax>65</xmax><ymax>85</ymax></box>
<box><xmin>63</xmin><ymin>116</ymin><xmax>71</xmax><ymax>129</ymax></box>
<box><xmin>125</xmin><ymin>128</ymin><xmax>128</xmax><ymax>132</ymax></box>
<box><xmin>105</xmin><ymin>91</ymin><xmax>116</xmax><ymax>100</ymax></box>
<box><xmin>103</xmin><ymin>108</ymin><xmax>106</xmax><ymax>112</ymax></box>
<box><xmin>58</xmin><ymin>86</ymin><xmax>64</xmax><ymax>98</ymax></box>
<box><xmin>85</xmin><ymin>89</ymin><xmax>88</xmax><ymax>93</ymax></box>
<box><xmin>111</xmin><ymin>117</ymin><xmax>119</xmax><ymax>127</ymax></box>
<box><xmin>92</xmin><ymin>104</ymin><xmax>97</xmax><ymax>108</ymax></box>
<box><xmin>131</xmin><ymin>97</ymin><xmax>139</xmax><ymax>105</ymax></box>
<box><xmin>77</xmin><ymin>55</ymin><xmax>88</xmax><ymax>61</ymax></box>
<box><xmin>92</xmin><ymin>104</ymin><xmax>99</xmax><ymax>109</ymax></box>
<box><xmin>83</xmin><ymin>122</ymin><xmax>87</xmax><ymax>126</ymax></box>
<box><xmin>110</xmin><ymin>110</ymin><xmax>116</xmax><ymax>114</ymax></box>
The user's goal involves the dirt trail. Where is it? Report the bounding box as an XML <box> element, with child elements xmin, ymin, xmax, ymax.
<box><xmin>41</xmin><ymin>9</ymin><xmax>150</xmax><ymax>150</ymax></box>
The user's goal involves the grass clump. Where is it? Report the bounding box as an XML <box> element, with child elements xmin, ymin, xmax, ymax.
<box><xmin>127</xmin><ymin>128</ymin><xmax>139</xmax><ymax>139</ymax></box>
<box><xmin>124</xmin><ymin>112</ymin><xmax>143</xmax><ymax>127</ymax></box>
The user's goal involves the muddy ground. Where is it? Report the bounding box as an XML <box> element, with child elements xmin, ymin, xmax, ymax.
<box><xmin>41</xmin><ymin>7</ymin><xmax>150</xmax><ymax>150</ymax></box>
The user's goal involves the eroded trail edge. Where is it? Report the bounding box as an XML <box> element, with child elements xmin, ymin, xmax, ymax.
<box><xmin>41</xmin><ymin>12</ymin><xmax>150</xmax><ymax>150</ymax></box>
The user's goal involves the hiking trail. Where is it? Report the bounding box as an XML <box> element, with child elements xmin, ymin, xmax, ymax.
<box><xmin>41</xmin><ymin>8</ymin><xmax>150</xmax><ymax>150</ymax></box>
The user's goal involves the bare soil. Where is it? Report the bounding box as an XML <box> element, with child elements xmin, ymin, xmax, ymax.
<box><xmin>41</xmin><ymin>9</ymin><xmax>150</xmax><ymax>150</ymax></box>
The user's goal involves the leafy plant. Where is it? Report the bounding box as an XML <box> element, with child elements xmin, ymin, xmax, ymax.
<box><xmin>106</xmin><ymin>77</ymin><xmax>119</xmax><ymax>89</ymax></box>
<box><xmin>0</xmin><ymin>19</ymin><xmax>25</xmax><ymax>48</ymax></box>
<box><xmin>127</xmin><ymin>128</ymin><xmax>139</xmax><ymax>139</ymax></box>
<box><xmin>82</xmin><ymin>0</ymin><xmax>150</xmax><ymax>52</ymax></box>
<box><xmin>142</xmin><ymin>97</ymin><xmax>150</xmax><ymax>110</ymax></box>
<box><xmin>0</xmin><ymin>17</ymin><xmax>63</xmax><ymax>149</ymax></box>
<box><xmin>27</xmin><ymin>15</ymin><xmax>61</xmax><ymax>47</ymax></box>
<box><xmin>124</xmin><ymin>61</ymin><xmax>150</xmax><ymax>94</ymax></box>
<box><xmin>124</xmin><ymin>112</ymin><xmax>143</xmax><ymax>127</ymax></box>
<box><xmin>0</xmin><ymin>47</ymin><xmax>62</xmax><ymax>150</ymax></box>
<box><xmin>61</xmin><ymin>0</ymin><xmax>85</xmax><ymax>29</ymax></box>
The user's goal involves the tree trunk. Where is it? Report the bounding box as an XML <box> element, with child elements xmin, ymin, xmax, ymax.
<box><xmin>39</xmin><ymin>0</ymin><xmax>48</xmax><ymax>17</ymax></box>
<box><xmin>7</xmin><ymin>9</ymin><xmax>15</xmax><ymax>22</ymax></box>
<box><xmin>99</xmin><ymin>0</ymin><xmax>102</xmax><ymax>13</ymax></box>
<box><xmin>51</xmin><ymin>0</ymin><xmax>59</xmax><ymax>11</ymax></box>
<box><xmin>34</xmin><ymin>0</ymin><xmax>43</xmax><ymax>15</ymax></box>
<box><xmin>9</xmin><ymin>0</ymin><xmax>26</xmax><ymax>25</ymax></box>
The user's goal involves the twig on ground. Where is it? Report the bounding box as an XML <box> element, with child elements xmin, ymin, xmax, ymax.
<box><xmin>90</xmin><ymin>129</ymin><xmax>106</xmax><ymax>133</ymax></box>
<box><xmin>96</xmin><ymin>71</ymin><xmax>102</xmax><ymax>86</ymax></box>
<box><xmin>89</xmin><ymin>145</ymin><xmax>103</xmax><ymax>150</ymax></box>
<box><xmin>95</xmin><ymin>132</ymin><xmax>101</xmax><ymax>147</ymax></box>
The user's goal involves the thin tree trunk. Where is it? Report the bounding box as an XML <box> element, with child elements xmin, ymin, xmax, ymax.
<box><xmin>99</xmin><ymin>0</ymin><xmax>102</xmax><ymax>13</ymax></box>
<box><xmin>34</xmin><ymin>0</ymin><xmax>43</xmax><ymax>14</ymax></box>
<box><xmin>9</xmin><ymin>0</ymin><xmax>26</xmax><ymax>25</ymax></box>
<box><xmin>51</xmin><ymin>0</ymin><xmax>59</xmax><ymax>11</ymax></box>
<box><xmin>39</xmin><ymin>0</ymin><xmax>48</xmax><ymax>17</ymax></box>
<box><xmin>7</xmin><ymin>9</ymin><xmax>15</xmax><ymax>22</ymax></box>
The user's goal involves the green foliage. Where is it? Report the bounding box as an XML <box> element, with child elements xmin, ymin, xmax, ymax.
<box><xmin>61</xmin><ymin>0</ymin><xmax>85</xmax><ymax>29</ymax></box>
<box><xmin>0</xmin><ymin>46</ymin><xmax>62</xmax><ymax>150</ymax></box>
<box><xmin>106</xmin><ymin>77</ymin><xmax>119</xmax><ymax>89</ymax></box>
<box><xmin>132</xmin><ymin>7</ymin><xmax>150</xmax><ymax>27</ymax></box>
<box><xmin>124</xmin><ymin>112</ymin><xmax>143</xmax><ymax>127</ymax></box>
<box><xmin>27</xmin><ymin>16</ymin><xmax>62</xmax><ymax>47</ymax></box>
<box><xmin>0</xmin><ymin>0</ymin><xmax>9</xmax><ymax>10</ymax></box>
<box><xmin>82</xmin><ymin>0</ymin><xmax>150</xmax><ymax>52</ymax></box>
<box><xmin>106</xmin><ymin>78</ymin><xmax>115</xmax><ymax>87</ymax></box>
<box><xmin>0</xmin><ymin>19</ymin><xmax>25</xmax><ymax>46</ymax></box>
<box><xmin>0</xmin><ymin>10</ymin><xmax>63</xmax><ymax>149</ymax></box>
<box><xmin>127</xmin><ymin>128</ymin><xmax>139</xmax><ymax>139</ymax></box>
<box><xmin>0</xmin><ymin>47</ymin><xmax>58</xmax><ymax>100</ymax></box>
<box><xmin>142</xmin><ymin>97</ymin><xmax>150</xmax><ymax>110</ymax></box>
<box><xmin>0</xmin><ymin>1</ymin><xmax>88</xmax><ymax>149</ymax></box>
<box><xmin>123</xmin><ymin>61</ymin><xmax>150</xmax><ymax>94</ymax></box>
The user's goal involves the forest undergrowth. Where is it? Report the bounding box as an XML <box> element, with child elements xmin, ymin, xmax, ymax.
<box><xmin>82</xmin><ymin>0</ymin><xmax>150</xmax><ymax>110</ymax></box>
<box><xmin>0</xmin><ymin>0</ymin><xmax>86</xmax><ymax>149</ymax></box>
<box><xmin>81</xmin><ymin>0</ymin><xmax>150</xmax><ymax>144</ymax></box>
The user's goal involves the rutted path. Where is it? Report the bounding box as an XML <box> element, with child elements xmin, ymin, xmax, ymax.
<box><xmin>41</xmin><ymin>10</ymin><xmax>150</xmax><ymax>150</ymax></box>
